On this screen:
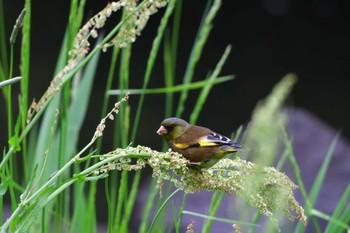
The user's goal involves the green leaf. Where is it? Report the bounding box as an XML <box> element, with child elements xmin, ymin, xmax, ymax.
<box><xmin>131</xmin><ymin>0</ymin><xmax>177</xmax><ymax>141</ymax></box>
<box><xmin>0</xmin><ymin>0</ymin><xmax>8</xmax><ymax>76</ymax></box>
<box><xmin>0</xmin><ymin>178</ymin><xmax>10</xmax><ymax>196</ymax></box>
<box><xmin>10</xmin><ymin>186</ymin><xmax>54</xmax><ymax>232</ymax></box>
<box><xmin>20</xmin><ymin>0</ymin><xmax>31</xmax><ymax>119</ymax></box>
<box><xmin>176</xmin><ymin>0</ymin><xmax>221</xmax><ymax>117</ymax></box>
<box><xmin>308</xmin><ymin>133</ymin><xmax>339</xmax><ymax>205</ymax></box>
<box><xmin>189</xmin><ymin>44</ymin><xmax>232</xmax><ymax>124</ymax></box>
<box><xmin>294</xmin><ymin>133</ymin><xmax>339</xmax><ymax>233</ymax></box>
<box><xmin>72</xmin><ymin>173</ymin><xmax>87</xmax><ymax>182</ymax></box>
<box><xmin>70</xmin><ymin>179</ymin><xmax>87</xmax><ymax>233</ymax></box>
<box><xmin>84</xmin><ymin>173</ymin><xmax>109</xmax><ymax>181</ymax></box>
<box><xmin>8</xmin><ymin>136</ymin><xmax>20</xmax><ymax>152</ymax></box>
<box><xmin>66</xmin><ymin>40</ymin><xmax>101</xmax><ymax>156</ymax></box>
<box><xmin>119</xmin><ymin>170</ymin><xmax>142</xmax><ymax>232</ymax></box>
<box><xmin>202</xmin><ymin>191</ymin><xmax>225</xmax><ymax>233</ymax></box>
<box><xmin>31</xmin><ymin>93</ymin><xmax>60</xmax><ymax>182</ymax></box>
<box><xmin>311</xmin><ymin>209</ymin><xmax>350</xmax><ymax>231</ymax></box>
<box><xmin>183</xmin><ymin>210</ymin><xmax>260</xmax><ymax>227</ymax></box>
<box><xmin>8</xmin><ymin>111</ymin><xmax>22</xmax><ymax>152</ymax></box>
<box><xmin>324</xmin><ymin>184</ymin><xmax>350</xmax><ymax>232</ymax></box>
<box><xmin>20</xmin><ymin>164</ymin><xmax>38</xmax><ymax>202</ymax></box>
<box><xmin>138</xmin><ymin>179</ymin><xmax>158</xmax><ymax>233</ymax></box>
<box><xmin>148</xmin><ymin>188</ymin><xmax>181</xmax><ymax>233</ymax></box>
<box><xmin>339</xmin><ymin>206</ymin><xmax>350</xmax><ymax>231</ymax></box>
<box><xmin>108</xmin><ymin>75</ymin><xmax>234</xmax><ymax>95</ymax></box>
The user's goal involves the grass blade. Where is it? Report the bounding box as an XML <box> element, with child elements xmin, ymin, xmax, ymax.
<box><xmin>109</xmin><ymin>75</ymin><xmax>234</xmax><ymax>95</ymax></box>
<box><xmin>170</xmin><ymin>0</ymin><xmax>182</xmax><ymax>75</ymax></box>
<box><xmin>114</xmin><ymin>170</ymin><xmax>128</xmax><ymax>232</ymax></box>
<box><xmin>324</xmin><ymin>184</ymin><xmax>350</xmax><ymax>232</ymax></box>
<box><xmin>163</xmin><ymin>31</ymin><xmax>175</xmax><ymax>117</ymax></box>
<box><xmin>308</xmin><ymin>133</ymin><xmax>339</xmax><ymax>205</ymax></box>
<box><xmin>189</xmin><ymin>45</ymin><xmax>232</xmax><ymax>124</ymax></box>
<box><xmin>138</xmin><ymin>179</ymin><xmax>159</xmax><ymax>233</ymax></box>
<box><xmin>120</xmin><ymin>170</ymin><xmax>142</xmax><ymax>232</ymax></box>
<box><xmin>5</xmin><ymin>186</ymin><xmax>54</xmax><ymax>233</ymax></box>
<box><xmin>131</xmin><ymin>0</ymin><xmax>177</xmax><ymax>141</ymax></box>
<box><xmin>163</xmin><ymin>0</ymin><xmax>183</xmax><ymax>118</ymax></box>
<box><xmin>294</xmin><ymin>132</ymin><xmax>339</xmax><ymax>232</ymax></box>
<box><xmin>176</xmin><ymin>0</ymin><xmax>221</xmax><ymax>117</ymax></box>
<box><xmin>20</xmin><ymin>0</ymin><xmax>30</xmax><ymax>124</ymax></box>
<box><xmin>183</xmin><ymin>210</ymin><xmax>260</xmax><ymax>227</ymax></box>
<box><xmin>311</xmin><ymin>209</ymin><xmax>350</xmax><ymax>231</ymax></box>
<box><xmin>175</xmin><ymin>192</ymin><xmax>187</xmax><ymax>233</ymax></box>
<box><xmin>148</xmin><ymin>188</ymin><xmax>181</xmax><ymax>233</ymax></box>
<box><xmin>70</xmin><ymin>179</ymin><xmax>87</xmax><ymax>233</ymax></box>
<box><xmin>96</xmin><ymin>46</ymin><xmax>119</xmax><ymax>152</ymax></box>
<box><xmin>66</xmin><ymin>42</ymin><xmax>101</xmax><ymax>155</ymax></box>
<box><xmin>281</xmin><ymin>127</ymin><xmax>310</xmax><ymax>230</ymax></box>
<box><xmin>202</xmin><ymin>191</ymin><xmax>225</xmax><ymax>233</ymax></box>
<box><xmin>0</xmin><ymin>0</ymin><xmax>8</xmax><ymax>75</ymax></box>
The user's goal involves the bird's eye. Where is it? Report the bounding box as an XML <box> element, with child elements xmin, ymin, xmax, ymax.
<box><xmin>165</xmin><ymin>125</ymin><xmax>174</xmax><ymax>131</ymax></box>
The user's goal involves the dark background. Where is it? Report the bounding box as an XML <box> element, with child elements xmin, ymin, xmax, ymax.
<box><xmin>2</xmin><ymin>1</ymin><xmax>350</xmax><ymax>154</ymax></box>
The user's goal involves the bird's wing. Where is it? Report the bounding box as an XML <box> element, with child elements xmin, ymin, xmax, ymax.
<box><xmin>200</xmin><ymin>132</ymin><xmax>235</xmax><ymax>146</ymax></box>
<box><xmin>173</xmin><ymin>125</ymin><xmax>240</xmax><ymax>149</ymax></box>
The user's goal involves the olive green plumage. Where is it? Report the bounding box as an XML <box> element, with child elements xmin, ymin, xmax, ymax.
<box><xmin>157</xmin><ymin>117</ymin><xmax>241</xmax><ymax>168</ymax></box>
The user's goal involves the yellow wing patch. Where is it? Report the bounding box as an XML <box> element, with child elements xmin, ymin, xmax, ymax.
<box><xmin>173</xmin><ymin>143</ymin><xmax>190</xmax><ymax>149</ymax></box>
<box><xmin>174</xmin><ymin>142</ymin><xmax>220</xmax><ymax>148</ymax></box>
<box><xmin>198</xmin><ymin>141</ymin><xmax>219</xmax><ymax>147</ymax></box>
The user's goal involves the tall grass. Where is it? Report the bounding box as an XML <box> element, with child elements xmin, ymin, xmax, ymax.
<box><xmin>0</xmin><ymin>0</ymin><xmax>349</xmax><ymax>232</ymax></box>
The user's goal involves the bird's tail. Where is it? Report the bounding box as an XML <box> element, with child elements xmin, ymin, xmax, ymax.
<box><xmin>230</xmin><ymin>142</ymin><xmax>243</xmax><ymax>151</ymax></box>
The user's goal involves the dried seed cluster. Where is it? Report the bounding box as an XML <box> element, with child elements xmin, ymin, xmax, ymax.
<box><xmin>94</xmin><ymin>94</ymin><xmax>129</xmax><ymax>139</ymax></box>
<box><xmin>94</xmin><ymin>147</ymin><xmax>148</xmax><ymax>174</ymax></box>
<box><xmin>93</xmin><ymin>145</ymin><xmax>306</xmax><ymax>229</ymax></box>
<box><xmin>243</xmin><ymin>74</ymin><xmax>297</xmax><ymax>165</ymax></box>
<box><xmin>105</xmin><ymin>0</ymin><xmax>168</xmax><ymax>49</ymax></box>
<box><xmin>27</xmin><ymin>0</ymin><xmax>169</xmax><ymax>122</ymax></box>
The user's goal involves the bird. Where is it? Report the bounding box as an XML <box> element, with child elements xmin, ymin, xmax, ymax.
<box><xmin>156</xmin><ymin>117</ymin><xmax>241</xmax><ymax>168</ymax></box>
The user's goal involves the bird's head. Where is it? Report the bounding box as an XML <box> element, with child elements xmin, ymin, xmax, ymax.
<box><xmin>156</xmin><ymin>117</ymin><xmax>190</xmax><ymax>141</ymax></box>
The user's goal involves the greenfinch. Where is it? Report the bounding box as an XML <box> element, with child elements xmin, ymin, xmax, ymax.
<box><xmin>156</xmin><ymin>117</ymin><xmax>241</xmax><ymax>168</ymax></box>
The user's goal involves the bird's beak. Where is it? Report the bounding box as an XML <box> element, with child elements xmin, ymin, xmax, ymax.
<box><xmin>156</xmin><ymin>126</ymin><xmax>167</xmax><ymax>135</ymax></box>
